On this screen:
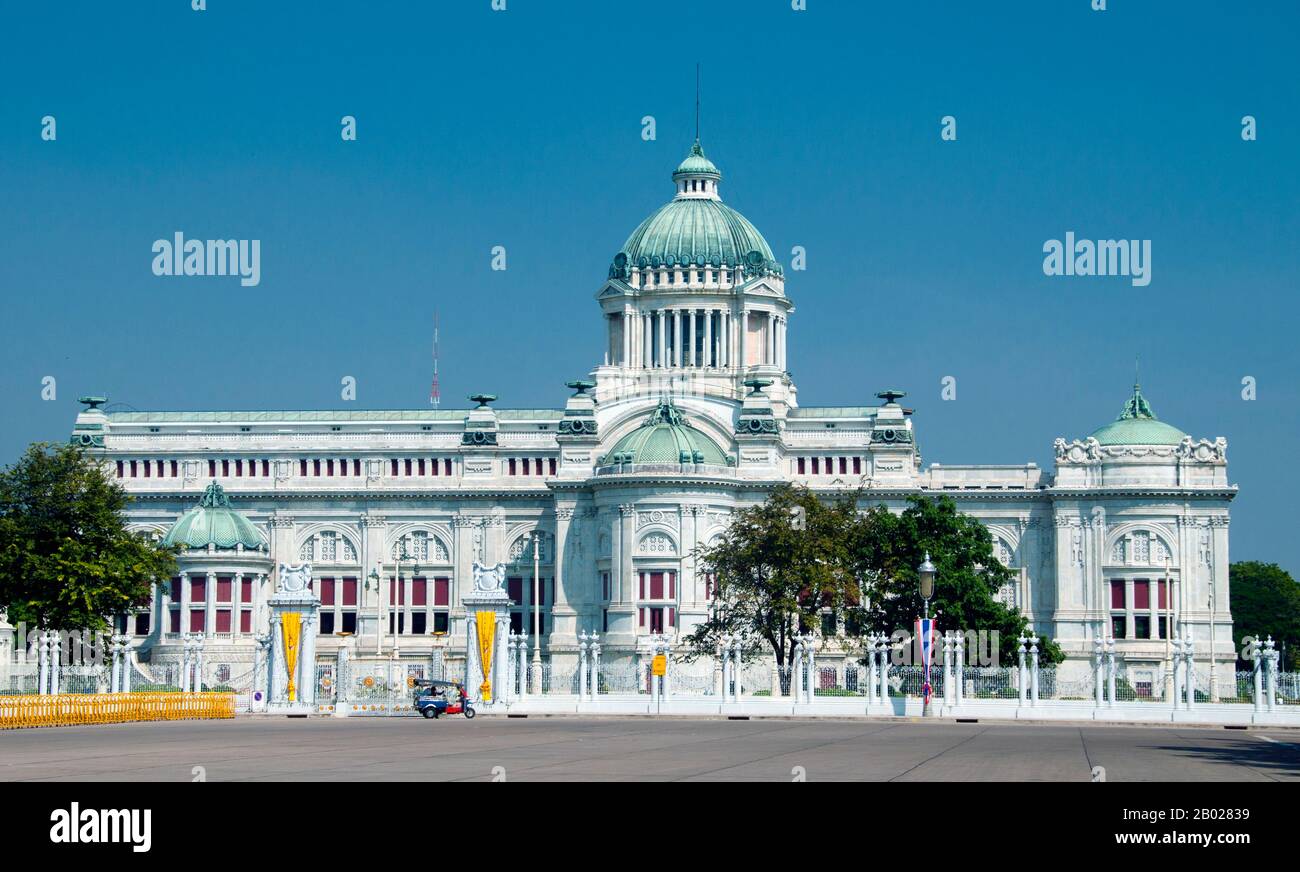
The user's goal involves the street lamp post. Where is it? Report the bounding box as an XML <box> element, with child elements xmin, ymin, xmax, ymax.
<box><xmin>918</xmin><ymin>552</ymin><xmax>936</xmax><ymax>717</ymax></box>
<box><xmin>531</xmin><ymin>533</ymin><xmax>542</xmax><ymax>688</ymax></box>
<box><xmin>367</xmin><ymin>569</ymin><xmax>382</xmax><ymax>655</ymax></box>
<box><xmin>393</xmin><ymin>536</ymin><xmax>414</xmax><ymax>659</ymax></box>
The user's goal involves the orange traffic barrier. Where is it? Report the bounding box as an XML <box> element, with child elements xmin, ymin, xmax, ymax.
<box><xmin>0</xmin><ymin>693</ymin><xmax>235</xmax><ymax>729</ymax></box>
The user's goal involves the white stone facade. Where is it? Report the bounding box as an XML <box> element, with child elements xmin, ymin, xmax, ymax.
<box><xmin>68</xmin><ymin>146</ymin><xmax>1235</xmax><ymax>692</ymax></box>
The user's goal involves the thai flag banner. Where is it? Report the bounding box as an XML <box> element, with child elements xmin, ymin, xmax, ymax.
<box><xmin>915</xmin><ymin>618</ymin><xmax>937</xmax><ymax>704</ymax></box>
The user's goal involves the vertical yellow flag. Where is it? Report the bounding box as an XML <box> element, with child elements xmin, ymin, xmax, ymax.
<box><xmin>476</xmin><ymin>611</ymin><xmax>495</xmax><ymax>702</ymax></box>
<box><xmin>282</xmin><ymin>612</ymin><xmax>302</xmax><ymax>702</ymax></box>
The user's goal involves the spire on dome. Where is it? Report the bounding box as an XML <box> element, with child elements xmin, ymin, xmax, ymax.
<box><xmin>1117</xmin><ymin>383</ymin><xmax>1157</xmax><ymax>421</ymax></box>
<box><xmin>199</xmin><ymin>480</ymin><xmax>232</xmax><ymax>508</ymax></box>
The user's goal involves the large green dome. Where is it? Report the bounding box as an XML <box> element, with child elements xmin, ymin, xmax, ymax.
<box><xmin>610</xmin><ymin>141</ymin><xmax>781</xmax><ymax>278</ymax></box>
<box><xmin>1089</xmin><ymin>384</ymin><xmax>1187</xmax><ymax>446</ymax></box>
<box><xmin>162</xmin><ymin>482</ymin><xmax>267</xmax><ymax>551</ymax></box>
<box><xmin>604</xmin><ymin>402</ymin><xmax>730</xmax><ymax>466</ymax></box>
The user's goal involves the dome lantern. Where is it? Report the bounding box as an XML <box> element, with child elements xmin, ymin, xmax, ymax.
<box><xmin>1088</xmin><ymin>383</ymin><xmax>1188</xmax><ymax>447</ymax></box>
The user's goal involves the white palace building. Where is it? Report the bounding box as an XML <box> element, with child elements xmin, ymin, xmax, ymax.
<box><xmin>68</xmin><ymin>140</ymin><xmax>1236</xmax><ymax>690</ymax></box>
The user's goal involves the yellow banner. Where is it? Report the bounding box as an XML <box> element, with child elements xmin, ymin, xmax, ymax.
<box><xmin>282</xmin><ymin>612</ymin><xmax>302</xmax><ymax>702</ymax></box>
<box><xmin>476</xmin><ymin>610</ymin><xmax>496</xmax><ymax>702</ymax></box>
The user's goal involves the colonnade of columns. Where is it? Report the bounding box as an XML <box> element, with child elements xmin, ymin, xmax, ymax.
<box><xmin>614</xmin><ymin>306</ymin><xmax>787</xmax><ymax>370</ymax></box>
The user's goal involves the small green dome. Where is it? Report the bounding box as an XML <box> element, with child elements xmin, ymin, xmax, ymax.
<box><xmin>162</xmin><ymin>482</ymin><xmax>267</xmax><ymax>551</ymax></box>
<box><xmin>672</xmin><ymin>139</ymin><xmax>720</xmax><ymax>179</ymax></box>
<box><xmin>609</xmin><ymin>141</ymin><xmax>782</xmax><ymax>279</ymax></box>
<box><xmin>1089</xmin><ymin>384</ymin><xmax>1187</xmax><ymax>446</ymax></box>
<box><xmin>604</xmin><ymin>402</ymin><xmax>730</xmax><ymax>466</ymax></box>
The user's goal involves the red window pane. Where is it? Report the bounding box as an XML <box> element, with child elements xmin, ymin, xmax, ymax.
<box><xmin>320</xmin><ymin>578</ymin><xmax>335</xmax><ymax>606</ymax></box>
<box><xmin>241</xmin><ymin>577</ymin><xmax>252</xmax><ymax>602</ymax></box>
<box><xmin>548</xmin><ymin>458</ymin><xmax>557</xmax><ymax>475</ymax></box>
<box><xmin>509</xmin><ymin>459</ymin><xmax>517</xmax><ymax>476</ymax></box>
<box><xmin>431</xmin><ymin>458</ymin><xmax>440</xmax><ymax>476</ymax></box>
<box><xmin>116</xmin><ymin>461</ymin><xmax>124</xmax><ymax>478</ymax></box>
<box><xmin>797</xmin><ymin>457</ymin><xmax>805</xmax><ymax>474</ymax></box>
<box><xmin>189</xmin><ymin>610</ymin><xmax>205</xmax><ymax>632</ymax></box>
<box><xmin>222</xmin><ymin>460</ymin><xmax>229</xmax><ymax>477</ymax></box>
<box><xmin>412</xmin><ymin>578</ymin><xmax>427</xmax><ymax>606</ymax></box>
<box><xmin>340</xmin><ymin>458</ymin><xmax>348</xmax><ymax>477</ymax></box>
<box><xmin>668</xmin><ymin>571</ymin><xmax>675</xmax><ymax>599</ymax></box>
<box><xmin>143</xmin><ymin>461</ymin><xmax>150</xmax><ymax>478</ymax></box>
<box><xmin>342</xmin><ymin>577</ymin><xmax>358</xmax><ymax>606</ymax></box>
<box><xmin>170</xmin><ymin>577</ymin><xmax>182</xmax><ymax>601</ymax></box>
<box><xmin>262</xmin><ymin>460</ymin><xmax>270</xmax><ymax>477</ymax></box>
<box><xmin>353</xmin><ymin>459</ymin><xmax>361</xmax><ymax>477</ymax></box>
<box><xmin>1110</xmin><ymin>580</ymin><xmax>1125</xmax><ymax>610</ymax></box>
<box><xmin>433</xmin><ymin>578</ymin><xmax>449</xmax><ymax>606</ymax></box>
<box><xmin>444</xmin><ymin>459</ymin><xmax>452</xmax><ymax>476</ymax></box>
<box><xmin>235</xmin><ymin>459</ymin><xmax>242</xmax><ymax>477</ymax></box>
<box><xmin>388</xmin><ymin>578</ymin><xmax>405</xmax><ymax>605</ymax></box>
<box><xmin>650</xmin><ymin>572</ymin><xmax>664</xmax><ymax>600</ymax></box>
<box><xmin>853</xmin><ymin>457</ymin><xmax>862</xmax><ymax>474</ymax></box>
<box><xmin>507</xmin><ymin>578</ymin><xmax>523</xmax><ymax>605</ymax></box>
<box><xmin>240</xmin><ymin>610</ymin><xmax>252</xmax><ymax>633</ymax></box>
<box><xmin>327</xmin><ymin>459</ymin><xmax>334</xmax><ymax>477</ymax></box>
<box><xmin>418</xmin><ymin>458</ymin><xmax>426</xmax><ymax>476</ymax></box>
<box><xmin>839</xmin><ymin>457</ymin><xmax>847</xmax><ymax>474</ymax></box>
<box><xmin>1134</xmin><ymin>580</ymin><xmax>1150</xmax><ymax>610</ymax></box>
<box><xmin>535</xmin><ymin>458</ymin><xmax>543</xmax><ymax>475</ymax></box>
<box><xmin>216</xmin><ymin>577</ymin><xmax>232</xmax><ymax>602</ymax></box>
<box><xmin>1158</xmin><ymin>579</ymin><xmax>1168</xmax><ymax>609</ymax></box>
<box><xmin>404</xmin><ymin>459</ymin><xmax>412</xmax><ymax>476</ymax></box>
<box><xmin>313</xmin><ymin>459</ymin><xmax>321</xmax><ymax>476</ymax></box>
<box><xmin>169</xmin><ymin>610</ymin><xmax>181</xmax><ymax>633</ymax></box>
<box><xmin>299</xmin><ymin>459</ymin><xmax>307</xmax><ymax>477</ymax></box>
<box><xmin>216</xmin><ymin>610</ymin><xmax>231</xmax><ymax>633</ymax></box>
<box><xmin>639</xmin><ymin>607</ymin><xmax>645</xmax><ymax>627</ymax></box>
<box><xmin>811</xmin><ymin>458</ymin><xmax>819</xmax><ymax>474</ymax></box>
<box><xmin>191</xmin><ymin>577</ymin><xmax>206</xmax><ymax>602</ymax></box>
<box><xmin>669</xmin><ymin>607</ymin><xmax>676</xmax><ymax>627</ymax></box>
<box><xmin>209</xmin><ymin>460</ymin><xmax>217</xmax><ymax>477</ymax></box>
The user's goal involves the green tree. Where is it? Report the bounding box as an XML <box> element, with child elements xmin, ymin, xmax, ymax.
<box><xmin>683</xmin><ymin>485</ymin><xmax>865</xmax><ymax>668</ymax></box>
<box><xmin>0</xmin><ymin>442</ymin><xmax>177</xmax><ymax>633</ymax></box>
<box><xmin>855</xmin><ymin>496</ymin><xmax>1063</xmax><ymax>666</ymax></box>
<box><xmin>1228</xmin><ymin>561</ymin><xmax>1300</xmax><ymax>670</ymax></box>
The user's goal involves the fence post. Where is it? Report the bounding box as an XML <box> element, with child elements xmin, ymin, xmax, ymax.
<box><xmin>1029</xmin><ymin>633</ymin><xmax>1040</xmax><ymax>707</ymax></box>
<box><xmin>1252</xmin><ymin>639</ymin><xmax>1263</xmax><ymax>713</ymax></box>
<box><xmin>791</xmin><ymin>638</ymin><xmax>803</xmax><ymax>705</ymax></box>
<box><xmin>1017</xmin><ymin>634</ymin><xmax>1027</xmax><ymax>707</ymax></box>
<box><xmin>577</xmin><ymin>632</ymin><xmax>589</xmax><ymax>701</ymax></box>
<box><xmin>1093</xmin><ymin>638</ymin><xmax>1104</xmax><ymax>708</ymax></box>
<box><xmin>1105</xmin><ymin>637</ymin><xmax>1117</xmax><ymax>708</ymax></box>
<box><xmin>804</xmin><ymin>634</ymin><xmax>816</xmax><ymax>703</ymax></box>
<box><xmin>942</xmin><ymin>633</ymin><xmax>954</xmax><ymax>709</ymax></box>
<box><xmin>517</xmin><ymin>631</ymin><xmax>528</xmax><ymax>699</ymax></box>
<box><xmin>954</xmin><ymin>633</ymin><xmax>965</xmax><ymax>707</ymax></box>
<box><xmin>878</xmin><ymin>636</ymin><xmax>890</xmax><ymax>706</ymax></box>
<box><xmin>591</xmin><ymin>636</ymin><xmax>601</xmax><ymax>699</ymax></box>
<box><xmin>1264</xmin><ymin>636</ymin><xmax>1277</xmax><ymax>713</ymax></box>
<box><xmin>730</xmin><ymin>637</ymin><xmax>742</xmax><ymax>703</ymax></box>
<box><xmin>1183</xmin><ymin>632</ymin><xmax>1195</xmax><ymax>711</ymax></box>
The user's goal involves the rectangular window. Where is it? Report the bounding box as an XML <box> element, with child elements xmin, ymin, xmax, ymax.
<box><xmin>143</xmin><ymin>461</ymin><xmax>150</xmax><ymax>478</ymax></box>
<box><xmin>433</xmin><ymin>578</ymin><xmax>449</xmax><ymax>607</ymax></box>
<box><xmin>1134</xmin><ymin>615</ymin><xmax>1151</xmax><ymax>639</ymax></box>
<box><xmin>234</xmin><ymin>459</ymin><xmax>242</xmax><ymax>477</ymax></box>
<box><xmin>1158</xmin><ymin>579</ymin><xmax>1168</xmax><ymax>609</ymax></box>
<box><xmin>509</xmin><ymin>458</ymin><xmax>517</xmax><ymax>476</ymax></box>
<box><xmin>1158</xmin><ymin>616</ymin><xmax>1167</xmax><ymax>640</ymax></box>
<box><xmin>1110</xmin><ymin>579</ymin><xmax>1125</xmax><ymax>610</ymax></box>
<box><xmin>433</xmin><ymin>613</ymin><xmax>449</xmax><ymax>634</ymax></box>
<box><xmin>389</xmin><ymin>578</ymin><xmax>405</xmax><ymax>605</ymax></box>
<box><xmin>299</xmin><ymin>459</ymin><xmax>307</xmax><ymax>477</ymax></box>
<box><xmin>342</xmin><ymin>612</ymin><xmax>357</xmax><ymax>634</ymax></box>
<box><xmin>170</xmin><ymin>577</ymin><xmax>182</xmax><ymax>602</ymax></box>
<box><xmin>262</xmin><ymin>460</ymin><xmax>270</xmax><ymax>477</ymax></box>
<box><xmin>169</xmin><ymin>610</ymin><xmax>181</xmax><ymax>633</ymax></box>
<box><xmin>853</xmin><ymin>457</ymin><xmax>862</xmax><ymax>474</ymax></box>
<box><xmin>191</xmin><ymin>577</ymin><xmax>206</xmax><ymax>602</ymax></box>
<box><xmin>313</xmin><ymin>459</ymin><xmax>321</xmax><ymax>476</ymax></box>
<box><xmin>116</xmin><ymin>461</ymin><xmax>124</xmax><ymax>478</ymax></box>
<box><xmin>811</xmin><ymin>457</ymin><xmax>819</xmax><ymax>475</ymax></box>
<box><xmin>821</xmin><ymin>612</ymin><xmax>837</xmax><ymax>636</ymax></box>
<box><xmin>342</xmin><ymin>577</ymin><xmax>358</xmax><ymax>606</ymax></box>
<box><xmin>418</xmin><ymin>458</ymin><xmax>426</xmax><ymax>476</ymax></box>
<box><xmin>1111</xmin><ymin>616</ymin><xmax>1126</xmax><ymax>639</ymax></box>
<box><xmin>319</xmin><ymin>578</ymin><xmax>335</xmax><ymax>606</ymax></box>
<box><xmin>1133</xmin><ymin>579</ymin><xmax>1150</xmax><ymax>610</ymax></box>
<box><xmin>602</xmin><ymin>572</ymin><xmax>610</xmax><ymax>601</ymax></box>
<box><xmin>353</xmin><ymin>459</ymin><xmax>361</xmax><ymax>477</ymax></box>
<box><xmin>222</xmin><ymin>460</ymin><xmax>229</xmax><ymax>477</ymax></box>
<box><xmin>649</xmin><ymin>608</ymin><xmax>664</xmax><ymax>633</ymax></box>
<box><xmin>390</xmin><ymin>459</ymin><xmax>399</xmax><ymax>476</ymax></box>
<box><xmin>320</xmin><ymin>612</ymin><xmax>335</xmax><ymax>635</ymax></box>
<box><xmin>431</xmin><ymin>457</ymin><xmax>440</xmax><ymax>477</ymax></box>
<box><xmin>411</xmin><ymin>613</ymin><xmax>427</xmax><ymax>635</ymax></box>
<box><xmin>216</xmin><ymin>577</ymin><xmax>232</xmax><ymax>602</ymax></box>
<box><xmin>535</xmin><ymin>458</ymin><xmax>544</xmax><ymax>476</ymax></box>
<box><xmin>240</xmin><ymin>610</ymin><xmax>252</xmax><ymax>633</ymax></box>
<box><xmin>209</xmin><ymin>460</ymin><xmax>216</xmax><ymax>477</ymax></box>
<box><xmin>444</xmin><ymin>459</ymin><xmax>452</xmax><ymax>476</ymax></box>
<box><xmin>241</xmin><ymin>577</ymin><xmax>253</xmax><ymax>602</ymax></box>
<box><xmin>326</xmin><ymin>459</ymin><xmax>334</xmax><ymax>477</ymax></box>
<box><xmin>839</xmin><ymin>457</ymin><xmax>847</xmax><ymax>474</ymax></box>
<box><xmin>340</xmin><ymin>458</ymin><xmax>348</xmax><ymax>477</ymax></box>
<box><xmin>507</xmin><ymin>577</ymin><xmax>523</xmax><ymax>605</ymax></box>
<box><xmin>649</xmin><ymin>572</ymin><xmax>664</xmax><ymax>599</ymax></box>
<box><xmin>548</xmin><ymin>458</ymin><xmax>557</xmax><ymax>476</ymax></box>
<box><xmin>130</xmin><ymin>460</ymin><xmax>138</xmax><ymax>478</ymax></box>
<box><xmin>412</xmin><ymin>578</ymin><xmax>427</xmax><ymax>607</ymax></box>
<box><xmin>134</xmin><ymin>613</ymin><xmax>150</xmax><ymax>635</ymax></box>
<box><xmin>639</xmin><ymin>607</ymin><xmax>646</xmax><ymax>627</ymax></box>
<box><xmin>405</xmin><ymin>459</ymin><xmax>413</xmax><ymax>476</ymax></box>
<box><xmin>510</xmin><ymin>613</ymin><xmax>522</xmax><ymax>634</ymax></box>
<box><xmin>797</xmin><ymin>457</ymin><xmax>806</xmax><ymax>474</ymax></box>
<box><xmin>190</xmin><ymin>610</ymin><xmax>205</xmax><ymax>632</ymax></box>
<box><xmin>215</xmin><ymin>610</ymin><xmax>231</xmax><ymax>633</ymax></box>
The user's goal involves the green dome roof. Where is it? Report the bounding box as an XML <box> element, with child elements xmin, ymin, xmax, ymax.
<box><xmin>1089</xmin><ymin>384</ymin><xmax>1187</xmax><ymax>446</ymax></box>
<box><xmin>673</xmin><ymin>139</ymin><xmax>720</xmax><ymax>178</ymax></box>
<box><xmin>162</xmin><ymin>482</ymin><xmax>267</xmax><ymax>551</ymax></box>
<box><xmin>604</xmin><ymin>402</ymin><xmax>730</xmax><ymax>466</ymax></box>
<box><xmin>610</xmin><ymin>141</ymin><xmax>782</xmax><ymax>278</ymax></box>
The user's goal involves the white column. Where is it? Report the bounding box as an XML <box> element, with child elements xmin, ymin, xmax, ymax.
<box><xmin>676</xmin><ymin>309</ymin><xmax>686</xmax><ymax>366</ymax></box>
<box><xmin>703</xmin><ymin>310</ymin><xmax>713</xmax><ymax>367</ymax></box>
<box><xmin>643</xmin><ymin>313</ymin><xmax>652</xmax><ymax>368</ymax></box>
<box><xmin>656</xmin><ymin>310</ymin><xmax>665</xmax><ymax>367</ymax></box>
<box><xmin>687</xmin><ymin>310</ymin><xmax>696</xmax><ymax>367</ymax></box>
<box><xmin>766</xmin><ymin>312</ymin><xmax>775</xmax><ymax>365</ymax></box>
<box><xmin>622</xmin><ymin>310</ymin><xmax>631</xmax><ymax>366</ymax></box>
<box><xmin>738</xmin><ymin>306</ymin><xmax>747</xmax><ymax>370</ymax></box>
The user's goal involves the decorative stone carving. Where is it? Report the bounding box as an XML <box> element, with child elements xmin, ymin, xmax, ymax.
<box><xmin>471</xmin><ymin>561</ymin><xmax>507</xmax><ymax>593</ymax></box>
<box><xmin>462</xmin><ymin>431</ymin><xmax>498</xmax><ymax>446</ymax></box>
<box><xmin>558</xmin><ymin>418</ymin><xmax>598</xmax><ymax>436</ymax></box>
<box><xmin>278</xmin><ymin>562</ymin><xmax>312</xmax><ymax>593</ymax></box>
<box><xmin>636</xmin><ymin>510</ymin><xmax>679</xmax><ymax>530</ymax></box>
<box><xmin>639</xmin><ymin>533</ymin><xmax>676</xmax><ymax>555</ymax></box>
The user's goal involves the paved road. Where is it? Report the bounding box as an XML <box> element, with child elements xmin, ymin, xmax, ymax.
<box><xmin>2</xmin><ymin>717</ymin><xmax>1298</xmax><ymax>781</ymax></box>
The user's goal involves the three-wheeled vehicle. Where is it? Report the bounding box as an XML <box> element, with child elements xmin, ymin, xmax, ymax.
<box><xmin>413</xmin><ymin>679</ymin><xmax>476</xmax><ymax>719</ymax></box>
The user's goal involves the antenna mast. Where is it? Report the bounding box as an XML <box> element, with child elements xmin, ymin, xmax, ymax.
<box><xmin>695</xmin><ymin>62</ymin><xmax>700</xmax><ymax>141</ymax></box>
<box><xmin>429</xmin><ymin>312</ymin><xmax>441</xmax><ymax>409</ymax></box>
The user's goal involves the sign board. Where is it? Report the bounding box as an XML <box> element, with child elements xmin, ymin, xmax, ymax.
<box><xmin>651</xmin><ymin>654</ymin><xmax>667</xmax><ymax>677</ymax></box>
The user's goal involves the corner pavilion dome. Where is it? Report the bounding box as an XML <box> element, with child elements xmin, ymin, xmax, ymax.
<box><xmin>162</xmin><ymin>481</ymin><xmax>267</xmax><ymax>551</ymax></box>
<box><xmin>1088</xmin><ymin>384</ymin><xmax>1187</xmax><ymax>447</ymax></box>
<box><xmin>604</xmin><ymin>401</ymin><xmax>730</xmax><ymax>466</ymax></box>
<box><xmin>610</xmin><ymin>140</ymin><xmax>781</xmax><ymax>279</ymax></box>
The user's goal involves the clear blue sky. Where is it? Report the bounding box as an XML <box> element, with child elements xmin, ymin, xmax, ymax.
<box><xmin>1</xmin><ymin>1</ymin><xmax>1296</xmax><ymax>573</ymax></box>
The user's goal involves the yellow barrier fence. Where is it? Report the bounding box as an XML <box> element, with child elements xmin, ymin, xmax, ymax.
<box><xmin>0</xmin><ymin>693</ymin><xmax>236</xmax><ymax>729</ymax></box>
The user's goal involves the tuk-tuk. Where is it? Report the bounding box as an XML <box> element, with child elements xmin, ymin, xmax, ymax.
<box><xmin>413</xmin><ymin>679</ymin><xmax>476</xmax><ymax>719</ymax></box>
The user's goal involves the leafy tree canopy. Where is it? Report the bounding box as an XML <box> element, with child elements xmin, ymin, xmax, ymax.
<box><xmin>1229</xmin><ymin>561</ymin><xmax>1300</xmax><ymax>670</ymax></box>
<box><xmin>0</xmin><ymin>442</ymin><xmax>177</xmax><ymax>633</ymax></box>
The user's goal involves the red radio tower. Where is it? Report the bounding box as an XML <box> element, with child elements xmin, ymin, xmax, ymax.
<box><xmin>429</xmin><ymin>312</ymin><xmax>441</xmax><ymax>409</ymax></box>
